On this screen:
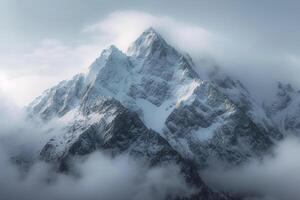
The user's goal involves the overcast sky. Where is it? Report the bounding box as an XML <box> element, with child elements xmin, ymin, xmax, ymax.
<box><xmin>1</xmin><ymin>0</ymin><xmax>300</xmax><ymax>105</ymax></box>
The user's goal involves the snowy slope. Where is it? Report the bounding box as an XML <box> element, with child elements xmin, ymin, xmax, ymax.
<box><xmin>28</xmin><ymin>27</ymin><xmax>283</xmax><ymax>170</ymax></box>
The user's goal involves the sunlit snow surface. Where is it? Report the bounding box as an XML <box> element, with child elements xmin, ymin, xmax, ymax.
<box><xmin>28</xmin><ymin>28</ymin><xmax>282</xmax><ymax>166</ymax></box>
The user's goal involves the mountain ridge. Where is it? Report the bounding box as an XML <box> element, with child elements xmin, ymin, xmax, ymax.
<box><xmin>28</xmin><ymin>27</ymin><xmax>283</xmax><ymax>166</ymax></box>
<box><xmin>27</xmin><ymin>27</ymin><xmax>296</xmax><ymax>200</ymax></box>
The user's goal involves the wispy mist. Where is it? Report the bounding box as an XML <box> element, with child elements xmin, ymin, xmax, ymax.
<box><xmin>2</xmin><ymin>10</ymin><xmax>300</xmax><ymax>105</ymax></box>
<box><xmin>202</xmin><ymin>137</ymin><xmax>300</xmax><ymax>200</ymax></box>
<box><xmin>0</xmin><ymin>94</ymin><xmax>194</xmax><ymax>200</ymax></box>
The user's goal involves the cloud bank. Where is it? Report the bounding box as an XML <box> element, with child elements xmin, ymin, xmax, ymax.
<box><xmin>202</xmin><ymin>137</ymin><xmax>300</xmax><ymax>200</ymax></box>
<box><xmin>0</xmin><ymin>150</ymin><xmax>193</xmax><ymax>200</ymax></box>
<box><xmin>0</xmin><ymin>91</ymin><xmax>194</xmax><ymax>200</ymax></box>
<box><xmin>2</xmin><ymin>10</ymin><xmax>300</xmax><ymax>105</ymax></box>
<box><xmin>1</xmin><ymin>8</ymin><xmax>300</xmax><ymax>200</ymax></box>
<box><xmin>3</xmin><ymin>88</ymin><xmax>300</xmax><ymax>200</ymax></box>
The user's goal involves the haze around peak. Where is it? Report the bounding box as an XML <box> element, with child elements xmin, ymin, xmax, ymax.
<box><xmin>1</xmin><ymin>9</ymin><xmax>300</xmax><ymax>105</ymax></box>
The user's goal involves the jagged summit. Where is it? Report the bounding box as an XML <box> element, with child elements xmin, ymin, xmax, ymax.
<box><xmin>103</xmin><ymin>45</ymin><xmax>122</xmax><ymax>56</ymax></box>
<box><xmin>23</xmin><ymin>25</ymin><xmax>300</xmax><ymax>200</ymax></box>
<box><xmin>28</xmin><ymin>27</ymin><xmax>283</xmax><ymax>183</ymax></box>
<box><xmin>86</xmin><ymin>28</ymin><xmax>198</xmax><ymax>84</ymax></box>
<box><xmin>139</xmin><ymin>27</ymin><xmax>162</xmax><ymax>39</ymax></box>
<box><xmin>86</xmin><ymin>44</ymin><xmax>128</xmax><ymax>85</ymax></box>
<box><xmin>127</xmin><ymin>27</ymin><xmax>171</xmax><ymax>58</ymax></box>
<box><xmin>144</xmin><ymin>26</ymin><xmax>159</xmax><ymax>34</ymax></box>
<box><xmin>25</xmin><ymin>27</ymin><xmax>294</xmax><ymax>199</ymax></box>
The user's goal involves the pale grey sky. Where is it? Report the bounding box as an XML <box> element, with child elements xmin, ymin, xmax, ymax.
<box><xmin>1</xmin><ymin>0</ymin><xmax>300</xmax><ymax>105</ymax></box>
<box><xmin>2</xmin><ymin>0</ymin><xmax>299</xmax><ymax>50</ymax></box>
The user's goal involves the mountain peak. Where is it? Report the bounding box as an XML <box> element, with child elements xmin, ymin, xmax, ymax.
<box><xmin>143</xmin><ymin>26</ymin><xmax>158</xmax><ymax>34</ymax></box>
<box><xmin>86</xmin><ymin>45</ymin><xmax>126</xmax><ymax>85</ymax></box>
<box><xmin>127</xmin><ymin>27</ymin><xmax>169</xmax><ymax>57</ymax></box>
<box><xmin>107</xmin><ymin>44</ymin><xmax>119</xmax><ymax>51</ymax></box>
<box><xmin>101</xmin><ymin>45</ymin><xmax>123</xmax><ymax>58</ymax></box>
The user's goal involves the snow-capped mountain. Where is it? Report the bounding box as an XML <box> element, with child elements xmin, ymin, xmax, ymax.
<box><xmin>27</xmin><ymin>27</ymin><xmax>290</xmax><ymax>199</ymax></box>
<box><xmin>30</xmin><ymin>28</ymin><xmax>282</xmax><ymax>166</ymax></box>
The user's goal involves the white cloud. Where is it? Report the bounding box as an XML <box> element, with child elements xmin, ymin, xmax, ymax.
<box><xmin>202</xmin><ymin>137</ymin><xmax>300</xmax><ymax>200</ymax></box>
<box><xmin>0</xmin><ymin>93</ymin><xmax>195</xmax><ymax>200</ymax></box>
<box><xmin>0</xmin><ymin>148</ymin><xmax>193</xmax><ymax>200</ymax></box>
<box><xmin>83</xmin><ymin>11</ymin><xmax>212</xmax><ymax>53</ymax></box>
<box><xmin>0</xmin><ymin>142</ymin><xmax>193</xmax><ymax>200</ymax></box>
<box><xmin>0</xmin><ymin>10</ymin><xmax>214</xmax><ymax>105</ymax></box>
<box><xmin>0</xmin><ymin>90</ymin><xmax>63</xmax><ymax>157</ymax></box>
<box><xmin>0</xmin><ymin>39</ymin><xmax>101</xmax><ymax>105</ymax></box>
<box><xmin>1</xmin><ymin>10</ymin><xmax>300</xmax><ymax>105</ymax></box>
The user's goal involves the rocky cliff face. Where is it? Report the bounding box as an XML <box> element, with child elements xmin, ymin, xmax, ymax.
<box><xmin>263</xmin><ymin>82</ymin><xmax>300</xmax><ymax>135</ymax></box>
<box><xmin>39</xmin><ymin>97</ymin><xmax>229</xmax><ymax>200</ymax></box>
<box><xmin>27</xmin><ymin>27</ymin><xmax>289</xmax><ymax>199</ymax></box>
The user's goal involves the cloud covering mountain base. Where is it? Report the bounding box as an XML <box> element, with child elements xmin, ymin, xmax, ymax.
<box><xmin>1</xmin><ymin>10</ymin><xmax>300</xmax><ymax>200</ymax></box>
<box><xmin>0</xmin><ymin>92</ymin><xmax>195</xmax><ymax>200</ymax></box>
<box><xmin>2</xmin><ymin>87</ymin><xmax>300</xmax><ymax>200</ymax></box>
<box><xmin>202</xmin><ymin>137</ymin><xmax>300</xmax><ymax>200</ymax></box>
<box><xmin>0</xmin><ymin>150</ymin><xmax>193</xmax><ymax>200</ymax></box>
